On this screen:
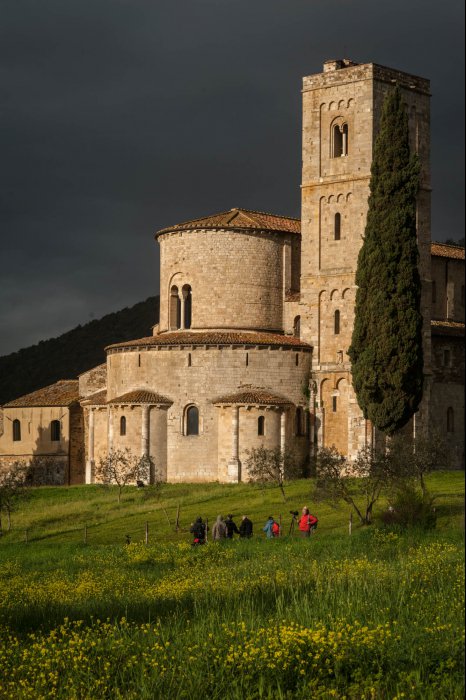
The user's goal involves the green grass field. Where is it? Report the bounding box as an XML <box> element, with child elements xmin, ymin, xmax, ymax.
<box><xmin>0</xmin><ymin>473</ymin><xmax>464</xmax><ymax>699</ymax></box>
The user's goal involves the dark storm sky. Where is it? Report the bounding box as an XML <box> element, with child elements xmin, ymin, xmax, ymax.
<box><xmin>1</xmin><ymin>0</ymin><xmax>464</xmax><ymax>356</ymax></box>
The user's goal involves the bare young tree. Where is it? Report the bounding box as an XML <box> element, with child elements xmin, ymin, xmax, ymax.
<box><xmin>387</xmin><ymin>429</ymin><xmax>453</xmax><ymax>497</ymax></box>
<box><xmin>0</xmin><ymin>460</ymin><xmax>29</xmax><ymax>533</ymax></box>
<box><xmin>95</xmin><ymin>449</ymin><xmax>151</xmax><ymax>502</ymax></box>
<box><xmin>245</xmin><ymin>446</ymin><xmax>302</xmax><ymax>502</ymax></box>
<box><xmin>314</xmin><ymin>446</ymin><xmax>393</xmax><ymax>525</ymax></box>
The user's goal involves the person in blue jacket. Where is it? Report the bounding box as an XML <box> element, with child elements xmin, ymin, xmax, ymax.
<box><xmin>262</xmin><ymin>515</ymin><xmax>279</xmax><ymax>538</ymax></box>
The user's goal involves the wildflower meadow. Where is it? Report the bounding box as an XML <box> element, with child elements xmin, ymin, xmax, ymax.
<box><xmin>0</xmin><ymin>473</ymin><xmax>464</xmax><ymax>699</ymax></box>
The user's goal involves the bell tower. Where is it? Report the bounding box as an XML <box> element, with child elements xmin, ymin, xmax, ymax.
<box><xmin>300</xmin><ymin>59</ymin><xmax>431</xmax><ymax>456</ymax></box>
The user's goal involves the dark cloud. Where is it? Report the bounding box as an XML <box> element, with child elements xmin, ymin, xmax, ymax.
<box><xmin>1</xmin><ymin>0</ymin><xmax>464</xmax><ymax>354</ymax></box>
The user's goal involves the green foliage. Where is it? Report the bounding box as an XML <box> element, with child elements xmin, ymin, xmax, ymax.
<box><xmin>314</xmin><ymin>446</ymin><xmax>394</xmax><ymax>525</ymax></box>
<box><xmin>381</xmin><ymin>482</ymin><xmax>437</xmax><ymax>529</ymax></box>
<box><xmin>348</xmin><ymin>87</ymin><xmax>423</xmax><ymax>435</ymax></box>
<box><xmin>245</xmin><ymin>446</ymin><xmax>303</xmax><ymax>501</ymax></box>
<box><xmin>0</xmin><ymin>296</ymin><xmax>159</xmax><ymax>405</ymax></box>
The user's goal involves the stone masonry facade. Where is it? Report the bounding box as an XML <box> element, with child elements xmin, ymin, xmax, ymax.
<box><xmin>0</xmin><ymin>59</ymin><xmax>464</xmax><ymax>482</ymax></box>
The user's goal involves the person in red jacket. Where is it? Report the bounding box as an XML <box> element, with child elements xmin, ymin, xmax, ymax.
<box><xmin>298</xmin><ymin>506</ymin><xmax>318</xmax><ymax>537</ymax></box>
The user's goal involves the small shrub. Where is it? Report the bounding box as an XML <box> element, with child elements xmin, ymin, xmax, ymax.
<box><xmin>381</xmin><ymin>482</ymin><xmax>437</xmax><ymax>529</ymax></box>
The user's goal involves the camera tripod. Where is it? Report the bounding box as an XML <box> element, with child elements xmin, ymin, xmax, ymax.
<box><xmin>288</xmin><ymin>513</ymin><xmax>298</xmax><ymax>536</ymax></box>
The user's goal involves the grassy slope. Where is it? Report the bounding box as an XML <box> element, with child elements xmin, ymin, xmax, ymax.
<box><xmin>1</xmin><ymin>471</ymin><xmax>463</xmax><ymax>546</ymax></box>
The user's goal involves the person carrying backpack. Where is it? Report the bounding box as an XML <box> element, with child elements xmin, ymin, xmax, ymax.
<box><xmin>263</xmin><ymin>515</ymin><xmax>280</xmax><ymax>538</ymax></box>
<box><xmin>225</xmin><ymin>514</ymin><xmax>240</xmax><ymax>539</ymax></box>
<box><xmin>190</xmin><ymin>516</ymin><xmax>206</xmax><ymax>545</ymax></box>
<box><xmin>298</xmin><ymin>506</ymin><xmax>318</xmax><ymax>537</ymax></box>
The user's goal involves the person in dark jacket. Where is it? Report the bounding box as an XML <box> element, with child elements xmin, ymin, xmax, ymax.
<box><xmin>225</xmin><ymin>514</ymin><xmax>240</xmax><ymax>539</ymax></box>
<box><xmin>190</xmin><ymin>516</ymin><xmax>206</xmax><ymax>545</ymax></box>
<box><xmin>239</xmin><ymin>515</ymin><xmax>253</xmax><ymax>539</ymax></box>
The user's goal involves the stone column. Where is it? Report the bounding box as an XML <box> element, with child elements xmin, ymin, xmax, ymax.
<box><xmin>107</xmin><ymin>407</ymin><xmax>114</xmax><ymax>453</ymax></box>
<box><xmin>179</xmin><ymin>293</ymin><xmax>185</xmax><ymax>330</ymax></box>
<box><xmin>141</xmin><ymin>405</ymin><xmax>150</xmax><ymax>457</ymax></box>
<box><xmin>86</xmin><ymin>408</ymin><xmax>95</xmax><ymax>484</ymax></box>
<box><xmin>227</xmin><ymin>405</ymin><xmax>241</xmax><ymax>482</ymax></box>
<box><xmin>309</xmin><ymin>381</ymin><xmax>316</xmax><ymax>458</ymax></box>
<box><xmin>279</xmin><ymin>409</ymin><xmax>286</xmax><ymax>477</ymax></box>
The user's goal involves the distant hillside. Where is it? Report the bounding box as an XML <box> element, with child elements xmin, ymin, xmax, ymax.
<box><xmin>0</xmin><ymin>297</ymin><xmax>159</xmax><ymax>405</ymax></box>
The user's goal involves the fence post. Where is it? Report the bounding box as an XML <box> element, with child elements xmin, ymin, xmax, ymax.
<box><xmin>349</xmin><ymin>512</ymin><xmax>352</xmax><ymax>536</ymax></box>
<box><xmin>84</xmin><ymin>524</ymin><xmax>88</xmax><ymax>544</ymax></box>
<box><xmin>205</xmin><ymin>517</ymin><xmax>208</xmax><ymax>543</ymax></box>
<box><xmin>175</xmin><ymin>504</ymin><xmax>180</xmax><ymax>532</ymax></box>
<box><xmin>279</xmin><ymin>514</ymin><xmax>282</xmax><ymax>537</ymax></box>
<box><xmin>25</xmin><ymin>529</ymin><xmax>28</xmax><ymax>544</ymax></box>
<box><xmin>145</xmin><ymin>521</ymin><xmax>149</xmax><ymax>545</ymax></box>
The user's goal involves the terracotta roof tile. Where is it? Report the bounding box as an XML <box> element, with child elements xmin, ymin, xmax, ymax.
<box><xmin>213</xmin><ymin>389</ymin><xmax>293</xmax><ymax>406</ymax></box>
<box><xmin>106</xmin><ymin>331</ymin><xmax>312</xmax><ymax>351</ymax></box>
<box><xmin>431</xmin><ymin>242</ymin><xmax>465</xmax><ymax>260</ymax></box>
<box><xmin>81</xmin><ymin>389</ymin><xmax>107</xmax><ymax>405</ymax></box>
<box><xmin>431</xmin><ymin>320</ymin><xmax>465</xmax><ymax>337</ymax></box>
<box><xmin>108</xmin><ymin>390</ymin><xmax>172</xmax><ymax>405</ymax></box>
<box><xmin>156</xmin><ymin>208</ymin><xmax>300</xmax><ymax>237</ymax></box>
<box><xmin>3</xmin><ymin>380</ymin><xmax>79</xmax><ymax>408</ymax></box>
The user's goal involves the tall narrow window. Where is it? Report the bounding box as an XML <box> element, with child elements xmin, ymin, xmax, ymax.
<box><xmin>183</xmin><ymin>285</ymin><xmax>192</xmax><ymax>329</ymax></box>
<box><xmin>120</xmin><ymin>416</ymin><xmax>126</xmax><ymax>436</ymax></box>
<box><xmin>258</xmin><ymin>416</ymin><xmax>265</xmax><ymax>436</ymax></box>
<box><xmin>246</xmin><ymin>353</ymin><xmax>249</xmax><ymax>367</ymax></box>
<box><xmin>432</xmin><ymin>280</ymin><xmax>437</xmax><ymax>303</ymax></box>
<box><xmin>295</xmin><ymin>408</ymin><xmax>304</xmax><ymax>436</ymax></box>
<box><xmin>293</xmin><ymin>316</ymin><xmax>301</xmax><ymax>338</ymax></box>
<box><xmin>332</xmin><ymin>396</ymin><xmax>337</xmax><ymax>413</ymax></box>
<box><xmin>447</xmin><ymin>407</ymin><xmax>454</xmax><ymax>433</ymax></box>
<box><xmin>186</xmin><ymin>406</ymin><xmax>199</xmax><ymax>436</ymax></box>
<box><xmin>51</xmin><ymin>420</ymin><xmax>60</xmax><ymax>441</ymax></box>
<box><xmin>461</xmin><ymin>285</ymin><xmax>465</xmax><ymax>307</ymax></box>
<box><xmin>12</xmin><ymin>419</ymin><xmax>21</xmax><ymax>442</ymax></box>
<box><xmin>334</xmin><ymin>310</ymin><xmax>340</xmax><ymax>335</ymax></box>
<box><xmin>334</xmin><ymin>213</ymin><xmax>341</xmax><ymax>240</ymax></box>
<box><xmin>188</xmin><ymin>353</ymin><xmax>192</xmax><ymax>367</ymax></box>
<box><xmin>295</xmin><ymin>353</ymin><xmax>299</xmax><ymax>366</ymax></box>
<box><xmin>443</xmin><ymin>349</ymin><xmax>451</xmax><ymax>367</ymax></box>
<box><xmin>333</xmin><ymin>124</ymin><xmax>343</xmax><ymax>157</ymax></box>
<box><xmin>170</xmin><ymin>286</ymin><xmax>181</xmax><ymax>330</ymax></box>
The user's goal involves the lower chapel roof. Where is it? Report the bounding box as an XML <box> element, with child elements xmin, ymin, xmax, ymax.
<box><xmin>213</xmin><ymin>389</ymin><xmax>293</xmax><ymax>406</ymax></box>
<box><xmin>106</xmin><ymin>331</ymin><xmax>312</xmax><ymax>352</ymax></box>
<box><xmin>3</xmin><ymin>380</ymin><xmax>79</xmax><ymax>408</ymax></box>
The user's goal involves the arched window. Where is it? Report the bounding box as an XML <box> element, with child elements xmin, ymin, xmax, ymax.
<box><xmin>334</xmin><ymin>213</ymin><xmax>341</xmax><ymax>240</ymax></box>
<box><xmin>170</xmin><ymin>286</ymin><xmax>181</xmax><ymax>330</ymax></box>
<box><xmin>183</xmin><ymin>284</ymin><xmax>192</xmax><ymax>329</ymax></box>
<box><xmin>432</xmin><ymin>280</ymin><xmax>436</xmax><ymax>303</ymax></box>
<box><xmin>293</xmin><ymin>316</ymin><xmax>301</xmax><ymax>338</ymax></box>
<box><xmin>12</xmin><ymin>419</ymin><xmax>21</xmax><ymax>442</ymax></box>
<box><xmin>120</xmin><ymin>416</ymin><xmax>126</xmax><ymax>436</ymax></box>
<box><xmin>51</xmin><ymin>420</ymin><xmax>60</xmax><ymax>441</ymax></box>
<box><xmin>295</xmin><ymin>408</ymin><xmax>304</xmax><ymax>436</ymax></box>
<box><xmin>258</xmin><ymin>415</ymin><xmax>265</xmax><ymax>436</ymax></box>
<box><xmin>447</xmin><ymin>407</ymin><xmax>454</xmax><ymax>433</ymax></box>
<box><xmin>186</xmin><ymin>406</ymin><xmax>199</xmax><ymax>436</ymax></box>
<box><xmin>332</xmin><ymin>122</ymin><xmax>348</xmax><ymax>157</ymax></box>
<box><xmin>334</xmin><ymin>310</ymin><xmax>340</xmax><ymax>335</ymax></box>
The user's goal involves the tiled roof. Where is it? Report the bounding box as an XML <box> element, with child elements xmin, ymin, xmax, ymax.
<box><xmin>156</xmin><ymin>208</ymin><xmax>300</xmax><ymax>237</ymax></box>
<box><xmin>431</xmin><ymin>242</ymin><xmax>465</xmax><ymax>260</ymax></box>
<box><xmin>106</xmin><ymin>331</ymin><xmax>312</xmax><ymax>351</ymax></box>
<box><xmin>108</xmin><ymin>390</ymin><xmax>172</xmax><ymax>405</ymax></box>
<box><xmin>81</xmin><ymin>389</ymin><xmax>107</xmax><ymax>405</ymax></box>
<box><xmin>431</xmin><ymin>320</ymin><xmax>465</xmax><ymax>337</ymax></box>
<box><xmin>213</xmin><ymin>389</ymin><xmax>293</xmax><ymax>406</ymax></box>
<box><xmin>3</xmin><ymin>380</ymin><xmax>79</xmax><ymax>408</ymax></box>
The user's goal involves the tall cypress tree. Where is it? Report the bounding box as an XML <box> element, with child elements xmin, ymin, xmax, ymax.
<box><xmin>348</xmin><ymin>87</ymin><xmax>423</xmax><ymax>435</ymax></box>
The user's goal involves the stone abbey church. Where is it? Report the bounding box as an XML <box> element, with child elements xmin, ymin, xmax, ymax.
<box><xmin>0</xmin><ymin>59</ymin><xmax>464</xmax><ymax>483</ymax></box>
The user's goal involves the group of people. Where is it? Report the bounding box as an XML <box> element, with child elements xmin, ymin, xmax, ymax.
<box><xmin>189</xmin><ymin>507</ymin><xmax>318</xmax><ymax>545</ymax></box>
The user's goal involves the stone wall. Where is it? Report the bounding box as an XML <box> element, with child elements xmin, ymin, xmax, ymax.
<box><xmin>101</xmin><ymin>344</ymin><xmax>311</xmax><ymax>481</ymax></box>
<box><xmin>157</xmin><ymin>228</ymin><xmax>297</xmax><ymax>334</ymax></box>
<box><xmin>300</xmin><ymin>61</ymin><xmax>432</xmax><ymax>455</ymax></box>
<box><xmin>431</xmin><ymin>257</ymin><xmax>465</xmax><ymax>323</ymax></box>
<box><xmin>79</xmin><ymin>364</ymin><xmax>107</xmax><ymax>398</ymax></box>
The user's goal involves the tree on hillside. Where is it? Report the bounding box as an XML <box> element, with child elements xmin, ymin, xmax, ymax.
<box><xmin>387</xmin><ymin>429</ymin><xmax>453</xmax><ymax>497</ymax></box>
<box><xmin>95</xmin><ymin>449</ymin><xmax>152</xmax><ymax>502</ymax></box>
<box><xmin>245</xmin><ymin>446</ymin><xmax>302</xmax><ymax>502</ymax></box>
<box><xmin>348</xmin><ymin>86</ymin><xmax>423</xmax><ymax>435</ymax></box>
<box><xmin>314</xmin><ymin>446</ymin><xmax>393</xmax><ymax>525</ymax></box>
<box><xmin>0</xmin><ymin>461</ymin><xmax>29</xmax><ymax>533</ymax></box>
